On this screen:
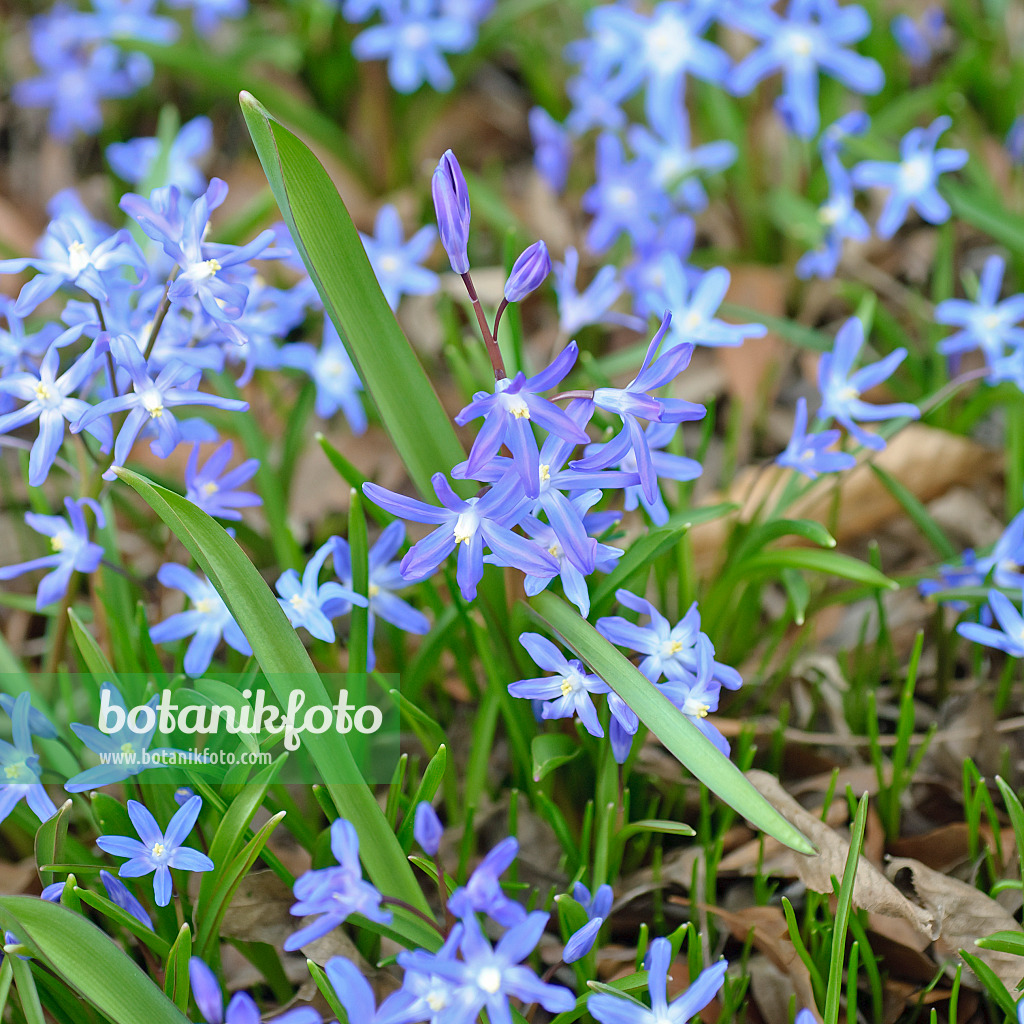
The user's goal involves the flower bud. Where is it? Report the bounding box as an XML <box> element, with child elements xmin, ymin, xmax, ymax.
<box><xmin>413</xmin><ymin>800</ymin><xmax>443</xmax><ymax>856</ymax></box>
<box><xmin>431</xmin><ymin>149</ymin><xmax>471</xmax><ymax>274</ymax></box>
<box><xmin>503</xmin><ymin>240</ymin><xmax>551</xmax><ymax>302</ymax></box>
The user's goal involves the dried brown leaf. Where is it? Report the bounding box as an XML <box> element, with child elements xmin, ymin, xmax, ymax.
<box><xmin>887</xmin><ymin>856</ymin><xmax>1024</xmax><ymax>992</ymax></box>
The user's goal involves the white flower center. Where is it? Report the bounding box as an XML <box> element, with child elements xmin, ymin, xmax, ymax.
<box><xmin>201</xmin><ymin>481</ymin><xmax>219</xmax><ymax>497</ymax></box>
<box><xmin>788</xmin><ymin>30</ymin><xmax>814</xmax><ymax>56</ymax></box>
<box><xmin>141</xmin><ymin>389</ymin><xmax>165</xmax><ymax>418</ymax></box>
<box><xmin>683</xmin><ymin>698</ymin><xmax>711</xmax><ymax>718</ymax></box>
<box><xmin>477</xmin><ymin>966</ymin><xmax>502</xmax><ymax>994</ymax></box>
<box><xmin>682</xmin><ymin>310</ymin><xmax>702</xmax><ymax>331</ymax></box>
<box><xmin>378</xmin><ymin>254</ymin><xmax>400</xmax><ymax>274</ymax></box>
<box><xmin>199</xmin><ymin>258</ymin><xmax>222</xmax><ymax>278</ymax></box>
<box><xmin>151</xmin><ymin>842</ymin><xmax>166</xmax><ymax>859</ymax></box>
<box><xmin>67</xmin><ymin>240</ymin><xmax>90</xmax><ymax>275</ymax></box>
<box><xmin>660</xmin><ymin>639</ymin><xmax>684</xmax><ymax>658</ymax></box>
<box><xmin>899</xmin><ymin>156</ymin><xmax>931</xmax><ymax>193</ymax></box>
<box><xmin>504</xmin><ymin>394</ymin><xmax>531</xmax><ymax>419</ymax></box>
<box><xmin>195</xmin><ymin>598</ymin><xmax>217</xmax><ymax>614</ymax></box>
<box><xmin>609</xmin><ymin>185</ymin><xmax>637</xmax><ymax>210</ymax></box>
<box><xmin>289</xmin><ymin>593</ymin><xmax>311</xmax><ymax>614</ymax></box>
<box><xmin>402</xmin><ymin>23</ymin><xmax>430</xmax><ymax>48</ymax></box>
<box><xmin>51</xmin><ymin>531</ymin><xmax>71</xmax><ymax>552</ymax></box>
<box><xmin>454</xmin><ymin>510</ymin><xmax>479</xmax><ymax>545</ymax></box>
<box><xmin>5</xmin><ymin>762</ymin><xmax>25</xmax><ymax>780</ymax></box>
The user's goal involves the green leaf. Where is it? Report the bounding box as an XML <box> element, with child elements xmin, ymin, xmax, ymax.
<box><xmin>112</xmin><ymin>468</ymin><xmax>432</xmax><ymax>929</ymax></box>
<box><xmin>34</xmin><ymin>799</ymin><xmax>72</xmax><ymax>888</ymax></box>
<box><xmin>73</xmin><ymin>886</ymin><xmax>171</xmax><ymax>958</ymax></box>
<box><xmin>9</xmin><ymin>956</ymin><xmax>45</xmax><ymax>1024</ymax></box>
<box><xmin>67</xmin><ymin>609</ymin><xmax>116</xmax><ymax>680</ymax></box>
<box><xmin>616</xmin><ymin>819</ymin><xmax>696</xmax><ymax>840</ymax></box>
<box><xmin>944</xmin><ymin>182</ymin><xmax>1024</xmax><ymax>257</ymax></box>
<box><xmin>590</xmin><ymin>504</ymin><xmax>737</xmax><ymax>615</ymax></box>
<box><xmin>0</xmin><ymin>896</ymin><xmax>187</xmax><ymax>1024</ymax></box>
<box><xmin>528</xmin><ymin>593</ymin><xmax>815</xmax><ymax>855</ymax></box>
<box><xmin>240</xmin><ymin>91</ymin><xmax>467</xmax><ymax>500</ymax></box>
<box><xmin>348</xmin><ymin>489</ymin><xmax>370</xmax><ymax>676</ymax></box>
<box><xmin>531</xmin><ymin>733</ymin><xmax>581</xmax><ymax>782</ymax></box>
<box><xmin>869</xmin><ymin>464</ymin><xmax>956</xmax><ymax>560</ymax></box>
<box><xmin>959</xmin><ymin>951</ymin><xmax>1019</xmax><ymax>1016</ymax></box>
<box><xmin>975</xmin><ymin>930</ymin><xmax>1024</xmax><ymax>956</ymax></box>
<box><xmin>737</xmin><ymin>548</ymin><xmax>898</xmax><ymax>590</ymax></box>
<box><xmin>195</xmin><ymin>811</ymin><xmax>286</xmax><ymax>959</ymax></box>
<box><xmin>163</xmin><ymin>924</ymin><xmax>192</xmax><ymax>1012</ymax></box>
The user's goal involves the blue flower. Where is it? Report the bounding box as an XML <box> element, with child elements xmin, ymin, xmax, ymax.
<box><xmin>957</xmin><ymin>590</ymin><xmax>1024</xmax><ymax>658</ymax></box>
<box><xmin>0</xmin><ymin>497</ymin><xmax>105</xmax><ymax>609</ymax></box>
<box><xmin>728</xmin><ymin>0</ymin><xmax>883</xmax><ymax>138</ymax></box>
<box><xmin>454</xmin><ymin>341</ymin><xmax>589</xmax><ymax>497</ymax></box>
<box><xmin>510</xmin><ymin>632</ymin><xmax>610</xmax><ymax>738</ymax></box>
<box><xmin>363</xmin><ymin>473</ymin><xmax>559</xmax><ymax>601</ymax></box>
<box><xmin>432</xmin><ymin>149</ymin><xmax>472</xmax><ymax>274</ymax></box>
<box><xmin>189</xmin><ymin>956</ymin><xmax>320</xmax><ymax>1024</ymax></box>
<box><xmin>96</xmin><ymin>795</ymin><xmax>214</xmax><ymax>906</ymax></box>
<box><xmin>658</xmin><ymin>635</ymin><xmax>729</xmax><ymax>755</ymax></box>
<box><xmin>589</xmin><ymin>938</ymin><xmax>728</xmax><ymax>1024</ymax></box>
<box><xmin>553</xmin><ymin>247</ymin><xmax>643</xmax><ymax>336</ymax></box>
<box><xmin>0</xmin><ymin>329</ymin><xmax>112</xmax><ymax>486</ymax></box>
<box><xmin>596</xmin><ymin>588</ymin><xmax>742</xmax><ymax>690</ymax></box>
<box><xmin>583</xmin><ymin>134</ymin><xmax>671</xmax><ymax>253</ymax></box>
<box><xmin>562</xmin><ymin>881</ymin><xmax>612</xmax><ymax>962</ymax></box>
<box><xmin>72</xmin><ymin>334</ymin><xmax>248</xmax><ymax>478</ymax></box>
<box><xmin>65</xmin><ymin>680</ymin><xmax>199</xmax><ymax>792</ymax></box>
<box><xmin>797</xmin><ymin>115</ymin><xmax>871</xmax><ymax>279</ymax></box>
<box><xmin>447</xmin><ymin>836</ymin><xmax>526</xmax><ymax>927</ymax></box>
<box><xmin>323</xmin><ymin>955</ymin><xmax>423</xmax><ymax>1024</ymax></box>
<box><xmin>572</xmin><ymin>3</ymin><xmax>730</xmax><ymax>125</ymax></box>
<box><xmin>647</xmin><ymin>260</ymin><xmax>767</xmax><ymax>349</ymax></box>
<box><xmin>284</xmin><ymin>818</ymin><xmax>392</xmax><ymax>951</ymax></box>
<box><xmin>891</xmin><ymin>7</ymin><xmax>945</xmax><ymax>66</ymax></box>
<box><xmin>352</xmin><ymin>0</ymin><xmax>475</xmax><ymax>93</ymax></box>
<box><xmin>332</xmin><ymin>522</ymin><xmax>430</xmax><ymax>671</ymax></box>
<box><xmin>106</xmin><ymin>116</ymin><xmax>213</xmax><ymax>196</ymax></box>
<box><xmin>276</xmin><ymin>539</ymin><xmax>368</xmax><ymax>644</ymax></box>
<box><xmin>572</xmin><ymin>315</ymin><xmax>706</xmax><ymax>503</ymax></box>
<box><xmin>529</xmin><ymin>108</ymin><xmax>573</xmax><ymax>193</ymax></box>
<box><xmin>120</xmin><ymin>179</ymin><xmax>277</xmax><ymax>330</ymax></box>
<box><xmin>99</xmin><ymin>870</ymin><xmax>153</xmax><ymax>930</ymax></box>
<box><xmin>360</xmin><ymin>205</ymin><xmax>439</xmax><ymax>310</ymax></box>
<box><xmin>504</xmin><ymin>241</ymin><xmax>551</xmax><ymax>303</ymax></box>
<box><xmin>150</xmin><ymin>564</ymin><xmax>253</xmax><ymax>676</ymax></box>
<box><xmin>851</xmin><ymin>116</ymin><xmax>968</xmax><ymax>238</ymax></box>
<box><xmin>163</xmin><ymin>0</ymin><xmax>248</xmax><ymax>36</ymax></box>
<box><xmin>1008</xmin><ymin>116</ymin><xmax>1024</xmax><ymax>166</ymax></box>
<box><xmin>184</xmin><ymin>440</ymin><xmax>262</xmax><ymax>521</ymax></box>
<box><xmin>413</xmin><ymin>801</ymin><xmax>443</xmax><ymax>855</ymax></box>
<box><xmin>817</xmin><ymin>317</ymin><xmax>919</xmax><ymax>450</ymax></box>
<box><xmin>399</xmin><ymin>911</ymin><xmax>575</xmax><ymax>1020</ymax></box>
<box><xmin>281</xmin><ymin>320</ymin><xmax>367</xmax><ymax>431</ymax></box>
<box><xmin>776</xmin><ymin>396</ymin><xmax>856</xmax><ymax>478</ymax></box>
<box><xmin>12</xmin><ymin>16</ymin><xmax>152</xmax><ymax>140</ymax></box>
<box><xmin>935</xmin><ymin>255</ymin><xmax>1024</xmax><ymax>372</ymax></box>
<box><xmin>0</xmin><ymin>695</ymin><xmax>57</xmax><ymax>740</ymax></box>
<box><xmin>0</xmin><ymin>693</ymin><xmax>57</xmax><ymax>827</ymax></box>
<box><xmin>627</xmin><ymin>105</ymin><xmax>737</xmax><ymax>213</ymax></box>
<box><xmin>0</xmin><ymin>215</ymin><xmax>147</xmax><ymax>317</ymax></box>
<box><xmin>585</xmin><ymin>420</ymin><xmax>702</xmax><ymax>526</ymax></box>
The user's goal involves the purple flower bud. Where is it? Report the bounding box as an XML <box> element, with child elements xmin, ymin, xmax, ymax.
<box><xmin>413</xmin><ymin>801</ymin><xmax>443</xmax><ymax>855</ymax></box>
<box><xmin>563</xmin><ymin>916</ymin><xmax>602</xmax><ymax>963</ymax></box>
<box><xmin>1008</xmin><ymin>116</ymin><xmax>1024</xmax><ymax>167</ymax></box>
<box><xmin>431</xmin><ymin>149</ymin><xmax>471</xmax><ymax>274</ymax></box>
<box><xmin>504</xmin><ymin>240</ymin><xmax>551</xmax><ymax>302</ymax></box>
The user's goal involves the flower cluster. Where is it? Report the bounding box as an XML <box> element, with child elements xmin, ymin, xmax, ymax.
<box><xmin>12</xmin><ymin>2</ymin><xmax>247</xmax><ymax>139</ymax></box>
<box><xmin>363</xmin><ymin>151</ymin><xmax>708</xmax><ymax>609</ymax></box>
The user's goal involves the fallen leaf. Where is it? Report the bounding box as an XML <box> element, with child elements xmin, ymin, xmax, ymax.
<box><xmin>887</xmin><ymin>856</ymin><xmax>1024</xmax><ymax>993</ymax></box>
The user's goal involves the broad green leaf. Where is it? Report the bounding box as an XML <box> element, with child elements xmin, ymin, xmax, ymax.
<box><xmin>315</xmin><ymin>434</ymin><xmax>393</xmax><ymax>527</ymax></box>
<box><xmin>348</xmin><ymin>489</ymin><xmax>370</xmax><ymax>676</ymax></box>
<box><xmin>0</xmin><ymin>896</ymin><xmax>187</xmax><ymax>1024</ymax></box>
<box><xmin>734</xmin><ymin>518</ymin><xmax>836</xmax><ymax>563</ymax></box>
<box><xmin>240</xmin><ymin>91</ymin><xmax>467</xmax><ymax>500</ymax></box>
<box><xmin>528</xmin><ymin>592</ymin><xmax>815</xmax><ymax>855</ymax></box>
<box><xmin>387</xmin><ymin>688</ymin><xmax>447</xmax><ymax>754</ymax></box>
<box><xmin>959</xmin><ymin>951</ymin><xmax>1018</xmax><ymax>1017</ymax></box>
<box><xmin>113</xmin><ymin>468</ymin><xmax>432</xmax><ymax>930</ymax></box>
<box><xmin>34</xmin><ymin>799</ymin><xmax>72</xmax><ymax>888</ymax></box>
<box><xmin>73</xmin><ymin>886</ymin><xmax>171</xmax><ymax>958</ymax></box>
<box><xmin>396</xmin><ymin>744</ymin><xmax>448</xmax><ymax>851</ymax></box>
<box><xmin>944</xmin><ymin>182</ymin><xmax>1024</xmax><ymax>257</ymax></box>
<box><xmin>531</xmin><ymin>733</ymin><xmax>581</xmax><ymax>782</ymax></box>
